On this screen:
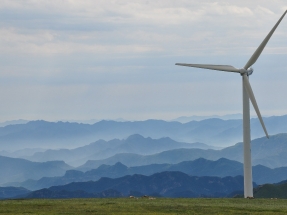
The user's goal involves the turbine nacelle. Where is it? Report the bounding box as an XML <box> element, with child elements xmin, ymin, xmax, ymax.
<box><xmin>240</xmin><ymin>68</ymin><xmax>253</xmax><ymax>76</ymax></box>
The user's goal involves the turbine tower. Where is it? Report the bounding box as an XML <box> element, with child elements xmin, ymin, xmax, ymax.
<box><xmin>176</xmin><ymin>11</ymin><xmax>287</xmax><ymax>198</ymax></box>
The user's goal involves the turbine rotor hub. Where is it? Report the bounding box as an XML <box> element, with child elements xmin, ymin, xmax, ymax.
<box><xmin>240</xmin><ymin>68</ymin><xmax>253</xmax><ymax>76</ymax></box>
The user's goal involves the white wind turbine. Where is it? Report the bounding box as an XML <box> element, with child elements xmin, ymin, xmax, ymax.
<box><xmin>176</xmin><ymin>10</ymin><xmax>287</xmax><ymax>198</ymax></box>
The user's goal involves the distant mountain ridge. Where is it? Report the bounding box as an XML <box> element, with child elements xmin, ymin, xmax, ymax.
<box><xmin>22</xmin><ymin>134</ymin><xmax>216</xmax><ymax>166</ymax></box>
<box><xmin>0</xmin><ymin>120</ymin><xmax>29</xmax><ymax>128</ymax></box>
<box><xmin>11</xmin><ymin>158</ymin><xmax>287</xmax><ymax>191</ymax></box>
<box><xmin>254</xmin><ymin>181</ymin><xmax>287</xmax><ymax>198</ymax></box>
<box><xmin>3</xmin><ymin>133</ymin><xmax>287</xmax><ymax>188</ymax></box>
<box><xmin>22</xmin><ymin>172</ymin><xmax>246</xmax><ymax>198</ymax></box>
<box><xmin>0</xmin><ymin>187</ymin><xmax>30</xmax><ymax>199</ymax></box>
<box><xmin>0</xmin><ymin>115</ymin><xmax>286</xmax><ymax>150</ymax></box>
<box><xmin>77</xmin><ymin>133</ymin><xmax>287</xmax><ymax>170</ymax></box>
<box><xmin>10</xmin><ymin>172</ymin><xmax>287</xmax><ymax>199</ymax></box>
<box><xmin>172</xmin><ymin>114</ymin><xmax>243</xmax><ymax>123</ymax></box>
<box><xmin>0</xmin><ymin>148</ymin><xmax>46</xmax><ymax>158</ymax></box>
<box><xmin>0</xmin><ymin>156</ymin><xmax>72</xmax><ymax>185</ymax></box>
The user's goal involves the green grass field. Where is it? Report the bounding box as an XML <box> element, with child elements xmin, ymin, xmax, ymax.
<box><xmin>0</xmin><ymin>198</ymin><xmax>287</xmax><ymax>215</ymax></box>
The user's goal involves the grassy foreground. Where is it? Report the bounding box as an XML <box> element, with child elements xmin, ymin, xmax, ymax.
<box><xmin>0</xmin><ymin>198</ymin><xmax>287</xmax><ymax>215</ymax></box>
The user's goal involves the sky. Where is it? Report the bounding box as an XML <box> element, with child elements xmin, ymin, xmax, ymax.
<box><xmin>0</xmin><ymin>0</ymin><xmax>287</xmax><ymax>122</ymax></box>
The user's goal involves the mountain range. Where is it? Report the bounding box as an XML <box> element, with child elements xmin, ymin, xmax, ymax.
<box><xmin>0</xmin><ymin>115</ymin><xmax>287</xmax><ymax>199</ymax></box>
<box><xmin>1</xmin><ymin>133</ymin><xmax>287</xmax><ymax>187</ymax></box>
<box><xmin>0</xmin><ymin>115</ymin><xmax>286</xmax><ymax>151</ymax></box>
<box><xmin>10</xmin><ymin>158</ymin><xmax>287</xmax><ymax>191</ymax></box>
<box><xmin>23</xmin><ymin>172</ymin><xmax>246</xmax><ymax>198</ymax></box>
<box><xmin>0</xmin><ymin>186</ymin><xmax>30</xmax><ymax>199</ymax></box>
<box><xmin>0</xmin><ymin>120</ymin><xmax>28</xmax><ymax>128</ymax></box>
<box><xmin>8</xmin><ymin>172</ymin><xmax>287</xmax><ymax>199</ymax></box>
<box><xmin>77</xmin><ymin>133</ymin><xmax>287</xmax><ymax>170</ymax></box>
<box><xmin>172</xmin><ymin>113</ymin><xmax>243</xmax><ymax>123</ymax></box>
<box><xmin>0</xmin><ymin>156</ymin><xmax>72</xmax><ymax>185</ymax></box>
<box><xmin>20</xmin><ymin>134</ymin><xmax>216</xmax><ymax>166</ymax></box>
<box><xmin>253</xmin><ymin>180</ymin><xmax>287</xmax><ymax>198</ymax></box>
<box><xmin>4</xmin><ymin>132</ymin><xmax>287</xmax><ymax>168</ymax></box>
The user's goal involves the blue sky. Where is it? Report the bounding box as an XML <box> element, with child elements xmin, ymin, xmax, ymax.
<box><xmin>0</xmin><ymin>1</ymin><xmax>286</xmax><ymax>122</ymax></box>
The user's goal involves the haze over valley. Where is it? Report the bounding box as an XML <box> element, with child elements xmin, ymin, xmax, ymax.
<box><xmin>0</xmin><ymin>115</ymin><xmax>286</xmax><ymax>198</ymax></box>
<box><xmin>0</xmin><ymin>115</ymin><xmax>286</xmax><ymax>152</ymax></box>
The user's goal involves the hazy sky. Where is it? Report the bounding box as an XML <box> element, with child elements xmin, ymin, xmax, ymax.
<box><xmin>0</xmin><ymin>0</ymin><xmax>287</xmax><ymax>122</ymax></box>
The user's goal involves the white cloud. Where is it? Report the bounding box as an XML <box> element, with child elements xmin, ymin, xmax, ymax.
<box><xmin>255</xmin><ymin>6</ymin><xmax>275</xmax><ymax>15</ymax></box>
<box><xmin>0</xmin><ymin>1</ymin><xmax>285</xmax><ymax>56</ymax></box>
<box><xmin>0</xmin><ymin>0</ymin><xmax>286</xmax><ymax>121</ymax></box>
<box><xmin>204</xmin><ymin>2</ymin><xmax>253</xmax><ymax>16</ymax></box>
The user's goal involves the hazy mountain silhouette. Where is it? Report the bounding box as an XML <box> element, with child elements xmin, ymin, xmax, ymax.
<box><xmin>0</xmin><ymin>148</ymin><xmax>46</xmax><ymax>158</ymax></box>
<box><xmin>22</xmin><ymin>172</ymin><xmax>246</xmax><ymax>198</ymax></box>
<box><xmin>0</xmin><ymin>156</ymin><xmax>72</xmax><ymax>185</ymax></box>
<box><xmin>24</xmin><ymin>188</ymin><xmax>123</xmax><ymax>199</ymax></box>
<box><xmin>0</xmin><ymin>187</ymin><xmax>30</xmax><ymax>199</ymax></box>
<box><xmin>23</xmin><ymin>134</ymin><xmax>215</xmax><ymax>166</ymax></box>
<box><xmin>0</xmin><ymin>115</ymin><xmax>286</xmax><ymax>151</ymax></box>
<box><xmin>0</xmin><ymin>120</ymin><xmax>28</xmax><ymax>127</ymax></box>
<box><xmin>12</xmin><ymin>158</ymin><xmax>287</xmax><ymax>191</ymax></box>
<box><xmin>253</xmin><ymin>180</ymin><xmax>287</xmax><ymax>198</ymax></box>
<box><xmin>172</xmin><ymin>114</ymin><xmax>243</xmax><ymax>123</ymax></box>
<box><xmin>77</xmin><ymin>133</ymin><xmax>287</xmax><ymax>170</ymax></box>
<box><xmin>12</xmin><ymin>173</ymin><xmax>287</xmax><ymax>199</ymax></box>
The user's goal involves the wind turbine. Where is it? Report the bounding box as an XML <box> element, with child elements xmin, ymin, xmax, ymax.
<box><xmin>176</xmin><ymin>10</ymin><xmax>287</xmax><ymax>198</ymax></box>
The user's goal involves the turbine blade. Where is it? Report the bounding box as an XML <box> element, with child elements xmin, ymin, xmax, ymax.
<box><xmin>243</xmin><ymin>74</ymin><xmax>269</xmax><ymax>138</ymax></box>
<box><xmin>175</xmin><ymin>63</ymin><xmax>240</xmax><ymax>73</ymax></box>
<box><xmin>244</xmin><ymin>10</ymin><xmax>287</xmax><ymax>69</ymax></box>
